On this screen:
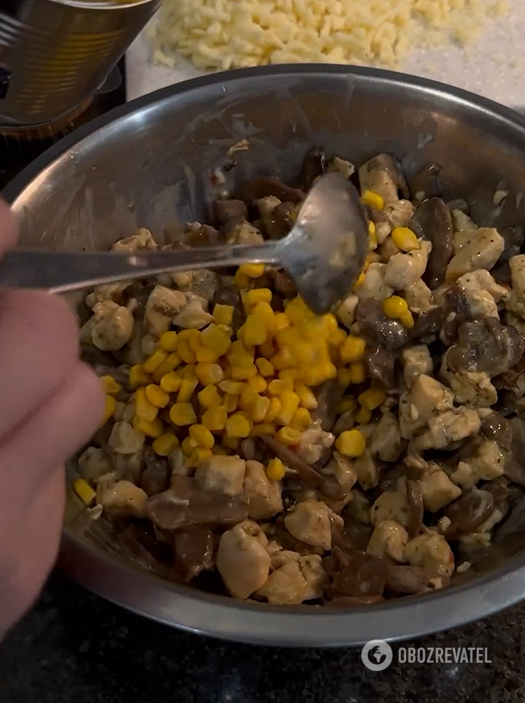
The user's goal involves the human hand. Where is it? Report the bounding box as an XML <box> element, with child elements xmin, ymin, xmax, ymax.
<box><xmin>0</xmin><ymin>200</ymin><xmax>104</xmax><ymax>637</ymax></box>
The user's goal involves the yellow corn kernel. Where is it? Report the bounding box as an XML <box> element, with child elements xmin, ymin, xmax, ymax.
<box><xmin>231</xmin><ymin>363</ymin><xmax>258</xmax><ymax>380</ymax></box>
<box><xmin>228</xmin><ymin>339</ymin><xmax>255</xmax><ymax>360</ymax></box>
<box><xmin>368</xmin><ymin>220</ymin><xmax>376</xmax><ymax>237</ymax></box>
<box><xmin>266</xmin><ymin>458</ymin><xmax>286</xmax><ymax>481</ymax></box>
<box><xmin>152</xmin><ymin>433</ymin><xmax>180</xmax><ymax>456</ymax></box>
<box><xmin>353</xmin><ymin>272</ymin><xmax>366</xmax><ymax>292</ymax></box>
<box><xmin>264</xmin><ymin>397</ymin><xmax>281</xmax><ymax>423</ymax></box>
<box><xmin>145</xmin><ymin>382</ymin><xmax>170</xmax><ymax>409</ymax></box>
<box><xmin>188</xmin><ymin>447</ymin><xmax>213</xmax><ymax>467</ymax></box>
<box><xmin>135</xmin><ymin>387</ymin><xmax>159</xmax><ymax>423</ymax></box>
<box><xmin>241</xmin><ymin>314</ymin><xmax>268</xmax><ymax>346</ymax></box>
<box><xmin>212</xmin><ymin>445</ymin><xmax>228</xmax><ymax>455</ymax></box>
<box><xmin>182</xmin><ymin>436</ymin><xmax>197</xmax><ymax>455</ymax></box>
<box><xmin>100</xmin><ymin>375</ymin><xmax>121</xmax><ymax>396</ymax></box>
<box><xmin>274</xmin><ymin>312</ymin><xmax>289</xmax><ymax>331</ymax></box>
<box><xmin>340</xmin><ymin>335</ymin><xmax>366</xmax><ymax>363</ymax></box>
<box><xmin>368</xmin><ymin>221</ymin><xmax>378</xmax><ymax>251</ymax></box>
<box><xmin>143</xmin><ymin>349</ymin><xmax>169</xmax><ymax>374</ymax></box>
<box><xmin>400</xmin><ymin>310</ymin><xmax>415</xmax><ymax>329</ymax></box>
<box><xmin>196</xmin><ymin>363</ymin><xmax>224</xmax><ymax>386</ymax></box>
<box><xmin>268</xmin><ymin>379</ymin><xmax>294</xmax><ymax>395</ymax></box>
<box><xmin>338</xmin><ymin>368</ymin><xmax>353</xmax><ymax>387</ymax></box>
<box><xmin>73</xmin><ymin>478</ymin><xmax>96</xmax><ymax>505</ymax></box>
<box><xmin>223</xmin><ymin>435</ymin><xmax>241</xmax><ymax>450</ymax></box>
<box><xmin>217</xmin><ymin>323</ymin><xmax>233</xmax><ymax>338</ymax></box>
<box><xmin>189</xmin><ymin>424</ymin><xmax>215</xmax><ymax>449</ymax></box>
<box><xmin>239</xmin><ymin>386</ymin><xmax>259</xmax><ymax>411</ymax></box>
<box><xmin>251</xmin><ymin>395</ymin><xmax>271</xmax><ymax>423</ymax></box>
<box><xmin>223</xmin><ymin>394</ymin><xmax>239</xmax><ymax>414</ymax></box>
<box><xmin>202</xmin><ymin>406</ymin><xmax>228</xmax><ymax>431</ymax></box>
<box><xmin>279</xmin><ymin>368</ymin><xmax>302</xmax><ymax>381</ymax></box>
<box><xmin>276</xmin><ymin>426</ymin><xmax>303</xmax><ymax>446</ymax></box>
<box><xmin>201</xmin><ymin>323</ymin><xmax>231</xmax><ymax>357</ymax></box>
<box><xmin>159</xmin><ymin>330</ymin><xmax>179</xmax><ymax>352</ymax></box>
<box><xmin>271</xmin><ymin>348</ymin><xmax>295</xmax><ymax>371</ymax></box>
<box><xmin>338</xmin><ymin>396</ymin><xmax>358</xmax><ymax>414</ymax></box>
<box><xmin>358</xmin><ymin>386</ymin><xmax>387</xmax><ymax>411</ymax></box>
<box><xmin>213</xmin><ymin>303</ymin><xmax>234</xmax><ymax>327</ymax></box>
<box><xmin>293</xmin><ymin>382</ymin><xmax>317</xmax><ymax>410</ymax></box>
<box><xmin>177</xmin><ymin>340</ymin><xmax>196</xmax><ymax>364</ymax></box>
<box><xmin>257</xmin><ymin>341</ymin><xmax>274</xmax><ymax>360</ymax></box>
<box><xmin>327</xmin><ymin>327</ymin><xmax>346</xmax><ymax>349</ymax></box>
<box><xmin>182</xmin><ymin>364</ymin><xmax>196</xmax><ymax>378</ymax></box>
<box><xmin>301</xmin><ymin>361</ymin><xmax>337</xmax><ymax>386</ymax></box>
<box><xmin>152</xmin><ymin>352</ymin><xmax>182</xmax><ymax>383</ymax></box>
<box><xmin>225</xmin><ymin>412</ymin><xmax>251</xmax><ymax>438</ymax></box>
<box><xmin>255</xmin><ymin>357</ymin><xmax>274</xmax><ymax>377</ymax></box>
<box><xmin>129</xmin><ymin>364</ymin><xmax>151</xmax><ymax>390</ymax></box>
<box><xmin>100</xmin><ymin>395</ymin><xmax>117</xmax><ymax>427</ymax></box>
<box><xmin>195</xmin><ymin>346</ymin><xmax>219</xmax><ymax>363</ymax></box>
<box><xmin>349</xmin><ymin>362</ymin><xmax>367</xmax><ymax>385</ymax></box>
<box><xmin>219</xmin><ymin>380</ymin><xmax>246</xmax><ymax>395</ymax></box>
<box><xmin>169</xmin><ymin>402</ymin><xmax>197</xmax><ymax>426</ymax></box>
<box><xmin>336</xmin><ymin>428</ymin><xmax>366</xmax><ymax>458</ymax></box>
<box><xmin>383</xmin><ymin>295</ymin><xmax>409</xmax><ymax>320</ymax></box>
<box><xmin>234</xmin><ymin>269</ymin><xmax>250</xmax><ymax>289</ymax></box>
<box><xmin>184</xmin><ymin>330</ymin><xmax>201</xmax><ymax>354</ymax></box>
<box><xmin>132</xmin><ymin>415</ymin><xmax>164</xmax><ymax>439</ymax></box>
<box><xmin>243</xmin><ymin>287</ymin><xmax>272</xmax><ymax>310</ymax></box>
<box><xmin>251</xmin><ymin>423</ymin><xmax>276</xmax><ymax>437</ymax></box>
<box><xmin>177</xmin><ymin>375</ymin><xmax>199</xmax><ymax>403</ymax></box>
<box><xmin>160</xmin><ymin>371</ymin><xmax>183</xmax><ymax>393</ymax></box>
<box><xmin>198</xmin><ymin>384</ymin><xmax>222</xmax><ymax>410</ymax></box>
<box><xmin>252</xmin><ymin>301</ymin><xmax>276</xmax><ymax>331</ymax></box>
<box><xmin>284</xmin><ymin>296</ymin><xmax>312</xmax><ymax>324</ymax></box>
<box><xmin>360</xmin><ymin>190</ymin><xmax>384</xmax><ymax>211</ymax></box>
<box><xmin>276</xmin><ymin>391</ymin><xmax>300</xmax><ymax>426</ymax></box>
<box><xmin>239</xmin><ymin>263</ymin><xmax>266</xmax><ymax>279</ymax></box>
<box><xmin>290</xmin><ymin>407</ymin><xmax>312</xmax><ymax>431</ymax></box>
<box><xmin>248</xmin><ymin>375</ymin><xmax>267</xmax><ymax>393</ymax></box>
<box><xmin>391</xmin><ymin>226</ymin><xmax>420</xmax><ymax>252</ymax></box>
<box><xmin>355</xmin><ymin>406</ymin><xmax>372</xmax><ymax>425</ymax></box>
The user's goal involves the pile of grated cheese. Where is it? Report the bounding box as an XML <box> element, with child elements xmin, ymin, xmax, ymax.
<box><xmin>150</xmin><ymin>0</ymin><xmax>508</xmax><ymax>73</ymax></box>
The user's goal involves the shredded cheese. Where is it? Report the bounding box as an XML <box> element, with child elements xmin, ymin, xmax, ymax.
<box><xmin>150</xmin><ymin>0</ymin><xmax>508</xmax><ymax>72</ymax></box>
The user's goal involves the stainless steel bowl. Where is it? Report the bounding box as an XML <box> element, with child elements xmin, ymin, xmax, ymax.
<box><xmin>5</xmin><ymin>65</ymin><xmax>525</xmax><ymax>646</ymax></box>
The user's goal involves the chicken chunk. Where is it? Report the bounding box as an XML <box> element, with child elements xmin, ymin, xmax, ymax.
<box><xmin>335</xmin><ymin>294</ymin><xmax>359</xmax><ymax>329</ymax></box>
<box><xmin>357</xmin><ymin>263</ymin><xmax>394</xmax><ymax>300</ymax></box>
<box><xmin>284</xmin><ymin>500</ymin><xmax>343</xmax><ymax>551</ymax></box>
<box><xmin>402</xmin><ymin>346</ymin><xmax>433</xmax><ymax>389</ymax></box>
<box><xmin>144</xmin><ymin>285</ymin><xmax>188</xmax><ymax>336</ymax></box>
<box><xmin>452</xmin><ymin>209</ymin><xmax>478</xmax><ymax>236</ymax></box>
<box><xmin>405</xmin><ymin>533</ymin><xmax>454</xmax><ymax>577</ymax></box>
<box><xmin>367</xmin><ymin>520</ymin><xmax>408</xmax><ymax>563</ymax></box>
<box><xmin>195</xmin><ymin>455</ymin><xmax>246</xmax><ymax>497</ymax></box>
<box><xmin>85</xmin><ymin>282</ymin><xmax>132</xmax><ymax>308</ymax></box>
<box><xmin>451</xmin><ymin>440</ymin><xmax>506</xmax><ymax>488</ymax></box>
<box><xmin>256</xmin><ymin>555</ymin><xmax>327</xmax><ymax>605</ymax></box>
<box><xmin>457</xmin><ymin>269</ymin><xmax>509</xmax><ymax>303</ymax></box>
<box><xmin>97</xmin><ymin>480</ymin><xmax>148</xmax><ymax>518</ymax></box>
<box><xmin>401</xmin><ymin>375</ymin><xmax>454</xmax><ymax>439</ymax></box>
<box><xmin>243</xmin><ymin>460</ymin><xmax>283</xmax><ymax>519</ymax></box>
<box><xmin>295</xmin><ymin>424</ymin><xmax>334</xmax><ymax>464</ymax></box>
<box><xmin>370</xmin><ymin>491</ymin><xmax>410</xmax><ymax>527</ymax></box>
<box><xmin>440</xmin><ymin>354</ymin><xmax>497</xmax><ymax>409</ymax></box>
<box><xmin>410</xmin><ymin>408</ymin><xmax>481</xmax><ymax>452</ymax></box>
<box><xmin>354</xmin><ymin>449</ymin><xmax>381</xmax><ymax>490</ymax></box>
<box><xmin>226</xmin><ymin>221</ymin><xmax>265</xmax><ymax>245</ymax></box>
<box><xmin>445</xmin><ymin>228</ymin><xmax>505</xmax><ymax>282</ymax></box>
<box><xmin>325</xmin><ymin>451</ymin><xmax>357</xmax><ymax>492</ymax></box>
<box><xmin>84</xmin><ymin>300</ymin><xmax>134</xmax><ymax>351</ymax></box>
<box><xmin>384</xmin><ymin>240</ymin><xmax>431</xmax><ymax>290</ymax></box>
<box><xmin>78</xmin><ymin>446</ymin><xmax>113</xmax><ymax>482</ymax></box>
<box><xmin>383</xmin><ymin>199</ymin><xmax>415</xmax><ymax>229</ymax></box>
<box><xmin>404</xmin><ymin>279</ymin><xmax>435</xmax><ymax>315</ymax></box>
<box><xmin>108</xmin><ymin>421</ymin><xmax>145</xmax><ymax>455</ymax></box>
<box><xmin>509</xmin><ymin>255</ymin><xmax>525</xmax><ymax>300</ymax></box>
<box><xmin>370</xmin><ymin>412</ymin><xmax>404</xmax><ymax>462</ymax></box>
<box><xmin>418</xmin><ymin>464</ymin><xmax>461</xmax><ymax>511</ymax></box>
<box><xmin>327</xmin><ymin>156</ymin><xmax>355</xmax><ymax>180</ymax></box>
<box><xmin>112</xmin><ymin>228</ymin><xmax>157</xmax><ymax>253</ymax></box>
<box><xmin>216</xmin><ymin>523</ymin><xmax>271</xmax><ymax>600</ymax></box>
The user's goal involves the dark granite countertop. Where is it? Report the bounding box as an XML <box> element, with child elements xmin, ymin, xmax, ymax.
<box><xmin>0</xmin><ymin>572</ymin><xmax>524</xmax><ymax>703</ymax></box>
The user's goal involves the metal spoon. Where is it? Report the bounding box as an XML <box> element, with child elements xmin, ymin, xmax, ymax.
<box><xmin>0</xmin><ymin>173</ymin><xmax>368</xmax><ymax>315</ymax></box>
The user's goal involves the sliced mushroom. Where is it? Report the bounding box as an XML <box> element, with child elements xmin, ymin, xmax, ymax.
<box><xmin>146</xmin><ymin>475</ymin><xmax>249</xmax><ymax>531</ymax></box>
<box><xmin>236</xmin><ymin>176</ymin><xmax>305</xmax><ymax>206</ymax></box>
<box><xmin>410</xmin><ymin>161</ymin><xmax>442</xmax><ymax>201</ymax></box>
<box><xmin>479</xmin><ymin>411</ymin><xmax>513</xmax><ymax>451</ymax></box>
<box><xmin>311</xmin><ymin>379</ymin><xmax>344</xmax><ymax>431</ymax></box>
<box><xmin>492</xmin><ymin>225</ymin><xmax>524</xmax><ymax>283</ymax></box>
<box><xmin>442</xmin><ymin>488</ymin><xmax>495</xmax><ymax>537</ymax></box>
<box><xmin>406</xmin><ymin>479</ymin><xmax>424</xmax><ymax>538</ymax></box>
<box><xmin>440</xmin><ymin>284</ymin><xmax>472</xmax><ymax>346</ymax></box>
<box><xmin>185</xmin><ymin>223</ymin><xmax>221</xmax><ymax>247</ymax></box>
<box><xmin>358</xmin><ymin>154</ymin><xmax>409</xmax><ymax>204</ymax></box>
<box><xmin>297</xmin><ymin>147</ymin><xmax>326</xmax><ymax>190</ymax></box>
<box><xmin>326</xmin><ymin>546</ymin><xmax>387</xmax><ymax>598</ymax></box>
<box><xmin>212</xmin><ymin>199</ymin><xmax>248</xmax><ymax>225</ymax></box>
<box><xmin>385</xmin><ymin>565</ymin><xmax>449</xmax><ymax>594</ymax></box>
<box><xmin>356</xmin><ymin>299</ymin><xmax>408</xmax><ymax>350</ymax></box>
<box><xmin>409</xmin><ymin>198</ymin><xmax>453</xmax><ymax>289</ymax></box>
<box><xmin>505</xmin><ymin>417</ymin><xmax>525</xmax><ymax>487</ymax></box>
<box><xmin>364</xmin><ymin>345</ymin><xmax>397</xmax><ymax>391</ymax></box>
<box><xmin>409</xmin><ymin>306</ymin><xmax>444</xmax><ymax>342</ymax></box>
<box><xmin>173</xmin><ymin>529</ymin><xmax>214</xmax><ymax>583</ymax></box>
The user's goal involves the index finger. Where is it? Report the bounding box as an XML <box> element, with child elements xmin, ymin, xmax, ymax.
<box><xmin>0</xmin><ymin>199</ymin><xmax>16</xmax><ymax>255</ymax></box>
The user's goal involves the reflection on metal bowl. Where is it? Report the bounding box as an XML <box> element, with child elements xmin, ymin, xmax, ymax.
<box><xmin>5</xmin><ymin>65</ymin><xmax>525</xmax><ymax>646</ymax></box>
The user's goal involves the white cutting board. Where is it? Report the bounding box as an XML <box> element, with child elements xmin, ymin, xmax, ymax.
<box><xmin>126</xmin><ymin>9</ymin><xmax>525</xmax><ymax>111</ymax></box>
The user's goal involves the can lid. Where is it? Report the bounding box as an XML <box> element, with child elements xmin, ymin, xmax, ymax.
<box><xmin>51</xmin><ymin>0</ymin><xmax>157</xmax><ymax>8</ymax></box>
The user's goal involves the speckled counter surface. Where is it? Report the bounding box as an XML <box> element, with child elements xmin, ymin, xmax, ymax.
<box><xmin>1</xmin><ymin>571</ymin><xmax>523</xmax><ymax>703</ymax></box>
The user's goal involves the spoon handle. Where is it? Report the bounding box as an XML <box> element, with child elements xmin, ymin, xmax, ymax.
<box><xmin>0</xmin><ymin>243</ymin><xmax>281</xmax><ymax>293</ymax></box>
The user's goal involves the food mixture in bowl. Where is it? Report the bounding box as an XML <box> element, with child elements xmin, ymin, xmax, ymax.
<box><xmin>74</xmin><ymin>148</ymin><xmax>525</xmax><ymax>606</ymax></box>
